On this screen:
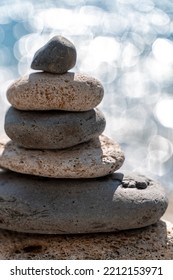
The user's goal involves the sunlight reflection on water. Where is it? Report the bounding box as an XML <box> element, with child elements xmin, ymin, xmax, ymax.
<box><xmin>0</xmin><ymin>0</ymin><xmax>173</xmax><ymax>193</ymax></box>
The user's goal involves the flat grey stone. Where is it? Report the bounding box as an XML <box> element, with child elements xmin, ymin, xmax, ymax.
<box><xmin>0</xmin><ymin>135</ymin><xmax>125</xmax><ymax>178</ymax></box>
<box><xmin>7</xmin><ymin>72</ymin><xmax>104</xmax><ymax>111</ymax></box>
<box><xmin>0</xmin><ymin>170</ymin><xmax>168</xmax><ymax>234</ymax></box>
<box><xmin>31</xmin><ymin>36</ymin><xmax>77</xmax><ymax>74</ymax></box>
<box><xmin>5</xmin><ymin>107</ymin><xmax>106</xmax><ymax>149</ymax></box>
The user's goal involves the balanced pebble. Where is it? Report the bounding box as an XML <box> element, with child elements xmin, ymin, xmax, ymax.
<box><xmin>5</xmin><ymin>107</ymin><xmax>106</xmax><ymax>149</ymax></box>
<box><xmin>7</xmin><ymin>72</ymin><xmax>104</xmax><ymax>111</ymax></box>
<box><xmin>31</xmin><ymin>36</ymin><xmax>77</xmax><ymax>74</ymax></box>
<box><xmin>0</xmin><ymin>170</ymin><xmax>168</xmax><ymax>234</ymax></box>
<box><xmin>0</xmin><ymin>135</ymin><xmax>125</xmax><ymax>178</ymax></box>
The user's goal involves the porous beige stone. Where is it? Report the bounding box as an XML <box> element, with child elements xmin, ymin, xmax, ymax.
<box><xmin>0</xmin><ymin>220</ymin><xmax>172</xmax><ymax>259</ymax></box>
<box><xmin>0</xmin><ymin>135</ymin><xmax>125</xmax><ymax>178</ymax></box>
<box><xmin>7</xmin><ymin>72</ymin><xmax>104</xmax><ymax>111</ymax></box>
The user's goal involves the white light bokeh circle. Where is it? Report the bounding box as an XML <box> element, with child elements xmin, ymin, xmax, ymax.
<box><xmin>120</xmin><ymin>71</ymin><xmax>148</xmax><ymax>98</ymax></box>
<box><xmin>79</xmin><ymin>36</ymin><xmax>121</xmax><ymax>72</ymax></box>
<box><xmin>121</xmin><ymin>42</ymin><xmax>141</xmax><ymax>68</ymax></box>
<box><xmin>146</xmin><ymin>56</ymin><xmax>173</xmax><ymax>82</ymax></box>
<box><xmin>150</xmin><ymin>8</ymin><xmax>170</xmax><ymax>26</ymax></box>
<box><xmin>154</xmin><ymin>98</ymin><xmax>173</xmax><ymax>128</ymax></box>
<box><xmin>147</xmin><ymin>135</ymin><xmax>173</xmax><ymax>176</ymax></box>
<box><xmin>152</xmin><ymin>38</ymin><xmax>173</xmax><ymax>64</ymax></box>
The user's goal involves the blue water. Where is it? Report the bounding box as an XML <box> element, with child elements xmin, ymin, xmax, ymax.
<box><xmin>1</xmin><ymin>0</ymin><xmax>173</xmax><ymax>198</ymax></box>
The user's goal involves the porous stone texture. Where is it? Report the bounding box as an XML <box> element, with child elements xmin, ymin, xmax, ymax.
<box><xmin>0</xmin><ymin>220</ymin><xmax>172</xmax><ymax>259</ymax></box>
<box><xmin>0</xmin><ymin>170</ymin><xmax>168</xmax><ymax>234</ymax></box>
<box><xmin>5</xmin><ymin>107</ymin><xmax>106</xmax><ymax>149</ymax></box>
<box><xmin>31</xmin><ymin>35</ymin><xmax>77</xmax><ymax>74</ymax></box>
<box><xmin>0</xmin><ymin>135</ymin><xmax>125</xmax><ymax>178</ymax></box>
<box><xmin>7</xmin><ymin>72</ymin><xmax>104</xmax><ymax>111</ymax></box>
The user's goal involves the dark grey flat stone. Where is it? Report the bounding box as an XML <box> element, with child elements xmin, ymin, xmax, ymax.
<box><xmin>0</xmin><ymin>170</ymin><xmax>168</xmax><ymax>234</ymax></box>
<box><xmin>31</xmin><ymin>36</ymin><xmax>77</xmax><ymax>74</ymax></box>
<box><xmin>5</xmin><ymin>107</ymin><xmax>106</xmax><ymax>149</ymax></box>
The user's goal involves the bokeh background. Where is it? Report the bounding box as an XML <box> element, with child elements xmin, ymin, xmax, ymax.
<box><xmin>0</xmin><ymin>0</ymin><xmax>173</xmax><ymax>220</ymax></box>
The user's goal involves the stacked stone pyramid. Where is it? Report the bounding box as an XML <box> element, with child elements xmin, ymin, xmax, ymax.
<box><xmin>0</xmin><ymin>36</ymin><xmax>168</xmax><ymax>234</ymax></box>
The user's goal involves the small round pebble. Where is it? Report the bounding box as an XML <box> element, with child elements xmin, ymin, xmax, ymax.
<box><xmin>0</xmin><ymin>135</ymin><xmax>125</xmax><ymax>178</ymax></box>
<box><xmin>5</xmin><ymin>107</ymin><xmax>106</xmax><ymax>149</ymax></box>
<box><xmin>7</xmin><ymin>72</ymin><xmax>104</xmax><ymax>111</ymax></box>
<box><xmin>31</xmin><ymin>36</ymin><xmax>77</xmax><ymax>74</ymax></box>
<box><xmin>0</xmin><ymin>170</ymin><xmax>168</xmax><ymax>234</ymax></box>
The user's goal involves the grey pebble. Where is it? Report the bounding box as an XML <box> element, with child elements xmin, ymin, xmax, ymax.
<box><xmin>0</xmin><ymin>170</ymin><xmax>168</xmax><ymax>234</ymax></box>
<box><xmin>5</xmin><ymin>107</ymin><xmax>106</xmax><ymax>149</ymax></box>
<box><xmin>114</xmin><ymin>172</ymin><xmax>150</xmax><ymax>189</ymax></box>
<box><xmin>31</xmin><ymin>36</ymin><xmax>77</xmax><ymax>74</ymax></box>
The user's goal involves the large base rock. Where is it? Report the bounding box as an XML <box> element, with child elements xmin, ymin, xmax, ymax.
<box><xmin>0</xmin><ymin>220</ymin><xmax>172</xmax><ymax>259</ymax></box>
<box><xmin>0</xmin><ymin>170</ymin><xmax>168</xmax><ymax>234</ymax></box>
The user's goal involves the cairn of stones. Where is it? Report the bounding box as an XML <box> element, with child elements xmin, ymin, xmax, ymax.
<box><xmin>0</xmin><ymin>36</ymin><xmax>168</xmax><ymax>234</ymax></box>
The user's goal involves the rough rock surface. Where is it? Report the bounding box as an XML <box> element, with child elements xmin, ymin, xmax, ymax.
<box><xmin>0</xmin><ymin>220</ymin><xmax>172</xmax><ymax>259</ymax></box>
<box><xmin>0</xmin><ymin>170</ymin><xmax>168</xmax><ymax>234</ymax></box>
<box><xmin>5</xmin><ymin>107</ymin><xmax>106</xmax><ymax>149</ymax></box>
<box><xmin>0</xmin><ymin>135</ymin><xmax>125</xmax><ymax>178</ymax></box>
<box><xmin>7</xmin><ymin>72</ymin><xmax>104</xmax><ymax>111</ymax></box>
<box><xmin>31</xmin><ymin>36</ymin><xmax>77</xmax><ymax>74</ymax></box>
<box><xmin>115</xmin><ymin>172</ymin><xmax>150</xmax><ymax>189</ymax></box>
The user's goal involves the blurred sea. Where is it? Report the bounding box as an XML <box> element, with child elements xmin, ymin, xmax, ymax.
<box><xmin>0</xmin><ymin>0</ymin><xmax>173</xmax><ymax>220</ymax></box>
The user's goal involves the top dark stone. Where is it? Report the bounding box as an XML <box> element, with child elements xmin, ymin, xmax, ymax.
<box><xmin>31</xmin><ymin>36</ymin><xmax>77</xmax><ymax>74</ymax></box>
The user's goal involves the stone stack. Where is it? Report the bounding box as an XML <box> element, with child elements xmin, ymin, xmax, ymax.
<box><xmin>0</xmin><ymin>36</ymin><xmax>168</xmax><ymax>234</ymax></box>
